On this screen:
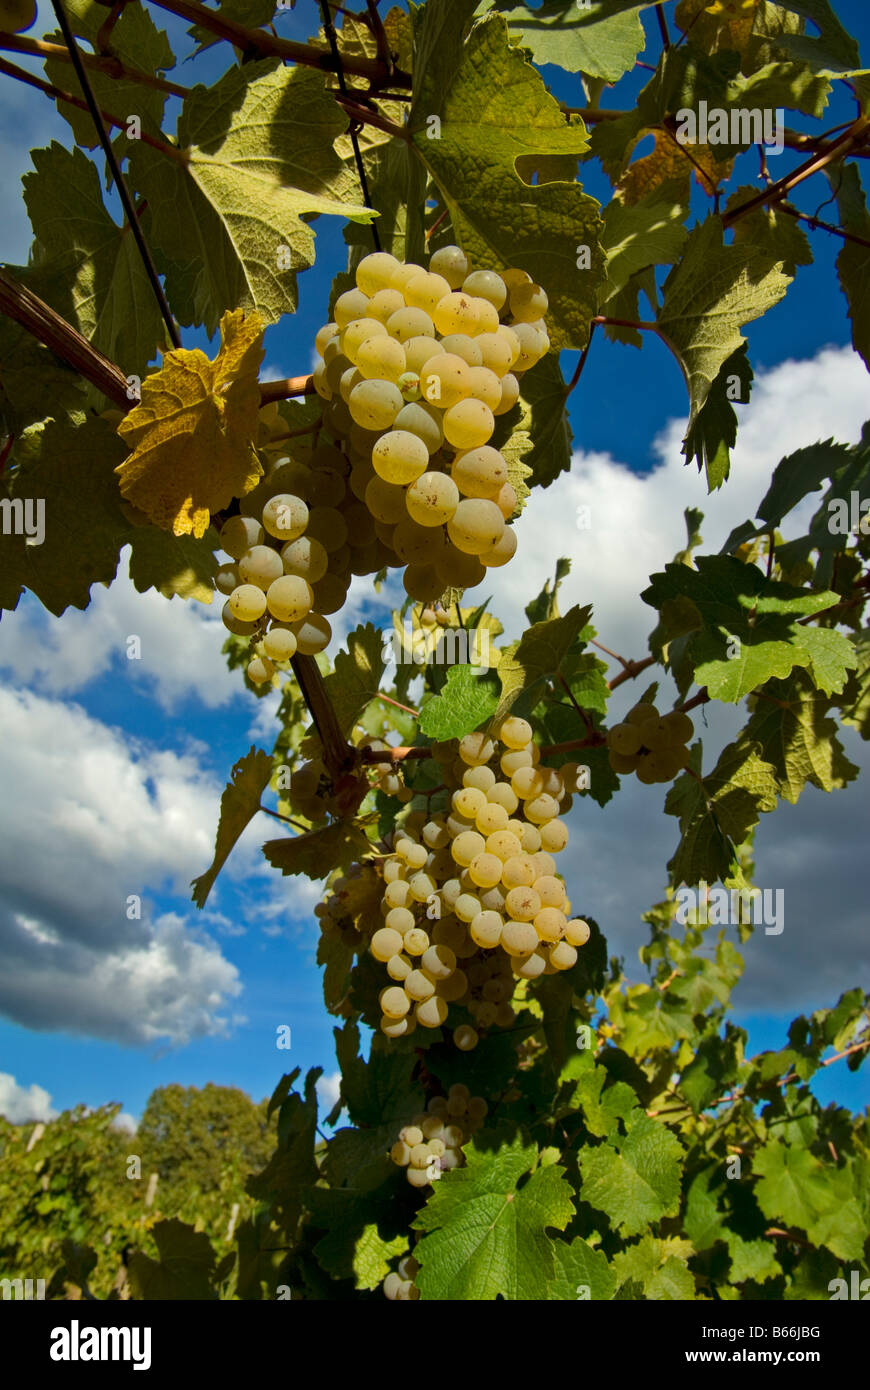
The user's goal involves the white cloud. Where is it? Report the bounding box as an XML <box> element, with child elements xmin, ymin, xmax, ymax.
<box><xmin>316</xmin><ymin>1071</ymin><xmax>343</xmax><ymax>1123</ymax></box>
<box><xmin>0</xmin><ymin>687</ymin><xmax>248</xmax><ymax>1044</ymax></box>
<box><xmin>0</xmin><ymin>550</ymin><xmax>239</xmax><ymax>712</ymax></box>
<box><xmin>484</xmin><ymin>344</ymin><xmax>870</xmax><ymax>663</ymax></box>
<box><xmin>112</xmin><ymin>1112</ymin><xmax>139</xmax><ymax>1135</ymax></box>
<box><xmin>0</xmin><ymin>1072</ymin><xmax>57</xmax><ymax>1124</ymax></box>
<box><xmin>467</xmin><ymin>345</ymin><xmax>870</xmax><ymax>1013</ymax></box>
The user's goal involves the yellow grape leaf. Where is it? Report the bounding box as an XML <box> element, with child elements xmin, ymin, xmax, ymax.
<box><xmin>116</xmin><ymin>308</ymin><xmax>265</xmax><ymax>537</ymax></box>
<box><xmin>619</xmin><ymin>129</ymin><xmax>730</xmax><ymax>204</ymax></box>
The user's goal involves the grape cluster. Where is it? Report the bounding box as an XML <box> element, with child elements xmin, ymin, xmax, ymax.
<box><xmin>606</xmin><ymin>702</ymin><xmax>694</xmax><ymax>784</ymax></box>
<box><xmin>371</xmin><ymin>716</ymin><xmax>590</xmax><ymax>1047</ymax></box>
<box><xmin>389</xmin><ymin>1085</ymin><xmax>487</xmax><ymax>1189</ymax></box>
<box><xmin>311</xmin><ymin>246</ymin><xmax>551</xmax><ymax>603</ymax></box>
<box><xmin>383</xmin><ymin>1254</ymin><xmax>421</xmax><ymax>1301</ymax></box>
<box><xmin>216</xmin><ymin>488</ymin><xmax>333</xmax><ymax>686</ymax></box>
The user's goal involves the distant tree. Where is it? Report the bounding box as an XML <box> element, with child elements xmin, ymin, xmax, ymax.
<box><xmin>138</xmin><ymin>1084</ymin><xmax>274</xmax><ymax>1208</ymax></box>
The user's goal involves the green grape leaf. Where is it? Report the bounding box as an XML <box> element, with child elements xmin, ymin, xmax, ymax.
<box><xmin>188</xmin><ymin>0</ymin><xmax>276</xmax><ymax>50</ymax></box>
<box><xmin>829</xmin><ymin>163</ymin><xmax>870</xmax><ymax>371</ymax></box>
<box><xmin>839</xmin><ymin>628</ymin><xmax>870</xmax><ymax>739</ymax></box>
<box><xmin>525</xmin><ymin>558</ymin><xmax>572</xmax><ymax>625</ymax></box>
<box><xmin>679</xmin><ymin>1032</ymin><xmax>743</xmax><ymax>1114</ymax></box>
<box><xmin>409</xmin><ymin>0</ymin><xmax>481</xmax><ymax>123</ymax></box>
<box><xmin>775</xmin><ymin>0</ymin><xmax>868</xmax><ymax>77</ymax></box>
<box><xmin>508</xmin><ymin>354</ymin><xmax>574</xmax><ymax>489</ymax></box>
<box><xmin>127</xmin><ymin>1219</ymin><xmax>218</xmax><ymax>1301</ymax></box>
<box><xmin>494</xmin><ymin>0</ymin><xmax>645</xmax><ymax>82</ymax></box>
<box><xmin>642</xmin><ymin>554</ymin><xmax>855</xmax><ymax>702</ymax></box>
<box><xmin>0</xmin><ymin>416</ymin><xmax>130</xmax><ymax>616</ymax></box>
<box><xmin>16</xmin><ymin>143</ymin><xmax>168</xmax><ymax>380</ymax></box>
<box><xmin>128</xmin><ymin>62</ymin><xmax>376</xmax><ymax>336</ymax></box>
<box><xmin>262</xmin><ymin>822</ymin><xmax>372</xmax><ymax>881</ymax></box>
<box><xmin>682</xmin><ymin>345</ymin><xmax>753</xmax><ymax>493</ymax></box>
<box><xmin>727</xmin><ymin>1233</ymin><xmax>782</xmax><ymax>1285</ymax></box>
<box><xmin>322</xmin><ymin>623</ymin><xmax>388</xmax><ymax>738</ymax></box>
<box><xmin>613</xmin><ymin>1234</ymin><xmax>697</xmax><ymax>1300</ymax></box>
<box><xmin>560</xmin><ymin>1054</ymin><xmax>638</xmax><ymax>1138</ymax></box>
<box><xmin>410</xmin><ymin>15</ymin><xmax>606</xmax><ymax>350</ymax></box>
<box><xmin>349</xmin><ymin>1224</ymin><xmax>408</xmax><ymax>1291</ymax></box>
<box><xmin>752</xmin><ymin>1141</ymin><xmax>868</xmax><ymax>1261</ymax></box>
<box><xmin>666</xmin><ymin>739</ymin><xmax>778</xmax><ymax>888</ymax></box>
<box><xmin>43</xmin><ymin>1</ymin><xmax>173</xmax><ymax>150</ymax></box>
<box><xmin>495</xmin><ymin>605</ymin><xmax>592</xmax><ymax>724</ymax></box>
<box><xmin>126</xmin><ymin>524</ymin><xmax>217</xmax><ymax>604</ymax></box>
<box><xmin>657</xmin><ymin>216</ymin><xmax>791</xmax><ymax>435</ymax></box>
<box><xmin>578</xmin><ymin>1112</ymin><xmax>684</xmax><ymax>1236</ymax></box>
<box><xmin>413</xmin><ymin>1129</ymin><xmax>574</xmax><ymax>1300</ymax></box>
<box><xmin>726</xmin><ymin>60</ymin><xmax>832</xmax><ymax>119</ymax></box>
<box><xmin>739</xmin><ymin>673</ymin><xmax>860</xmax><ymax>802</ymax></box>
<box><xmin>600</xmin><ymin>190</ymin><xmax>689</xmax><ymax>305</ymax></box>
<box><xmin>0</xmin><ymin>304</ymin><xmax>87</xmax><ymax>439</ymax></box>
<box><xmin>334</xmin><ymin>1022</ymin><xmax>423</xmax><ymax>1129</ymax></box>
<box><xmin>755</xmin><ymin>438</ymin><xmax>853</xmax><ymax>531</ymax></box>
<box><xmin>418</xmin><ymin>663</ymin><xmax>500</xmax><ymax>739</ymax></box>
<box><xmin>192</xmin><ymin>747</ymin><xmax>273</xmax><ymax>907</ymax></box>
<box><xmin>547</xmin><ymin>1236</ymin><xmax>618</xmax><ymax>1300</ymax></box>
<box><xmin>725</xmin><ymin>185</ymin><xmax>814</xmax><ymax>278</ymax></box>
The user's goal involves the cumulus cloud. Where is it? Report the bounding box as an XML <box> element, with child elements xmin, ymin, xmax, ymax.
<box><xmin>0</xmin><ymin>1072</ymin><xmax>57</xmax><ymax>1124</ymax></box>
<box><xmin>471</xmin><ymin>346</ymin><xmax>870</xmax><ymax>1014</ymax></box>
<box><xmin>0</xmin><ymin>551</ymin><xmax>239</xmax><ymax>712</ymax></box>
<box><xmin>0</xmin><ymin>687</ymin><xmax>247</xmax><ymax>1044</ymax></box>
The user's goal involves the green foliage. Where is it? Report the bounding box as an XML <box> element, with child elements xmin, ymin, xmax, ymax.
<box><xmin>1</xmin><ymin>0</ymin><xmax>868</xmax><ymax>1306</ymax></box>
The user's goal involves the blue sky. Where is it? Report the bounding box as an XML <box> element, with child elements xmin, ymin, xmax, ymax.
<box><xmin>0</xmin><ymin>1</ymin><xmax>868</xmax><ymax>1132</ymax></box>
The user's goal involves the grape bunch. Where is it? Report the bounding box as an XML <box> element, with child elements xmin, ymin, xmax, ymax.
<box><xmin>216</xmin><ymin>490</ymin><xmax>333</xmax><ymax>687</ymax></box>
<box><xmin>311</xmin><ymin>245</ymin><xmax>551</xmax><ymax>603</ymax></box>
<box><xmin>389</xmin><ymin>1085</ymin><xmax>487</xmax><ymax>1189</ymax></box>
<box><xmin>370</xmin><ymin>715</ymin><xmax>591</xmax><ymax>1048</ymax></box>
<box><xmin>606</xmin><ymin>702</ymin><xmax>694</xmax><ymax>784</ymax></box>
<box><xmin>383</xmin><ymin>1254</ymin><xmax>421</xmax><ymax>1301</ymax></box>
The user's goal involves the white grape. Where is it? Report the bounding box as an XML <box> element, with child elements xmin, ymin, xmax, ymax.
<box><xmin>443</xmin><ymin>398</ymin><xmax>495</xmax><ymax>449</ymax></box>
<box><xmin>355</xmin><ymin>251</ymin><xmax>401</xmax><ymax>295</ymax></box>
<box><xmin>405</xmin><ymin>471</ymin><xmax>460</xmax><ymax>527</ymax></box>
<box><xmin>238</xmin><ymin>544</ymin><xmax>284</xmax><ymax>588</ymax></box>
<box><xmin>348</xmin><ymin>379</ymin><xmax>404</xmax><ymax>431</ymax></box>
<box><xmin>228</xmin><ymin>584</ymin><xmax>267</xmax><ymax>622</ymax></box>
<box><xmin>262</xmin><ymin>494</ymin><xmax>308</xmax><ymax>542</ymax></box>
<box><xmin>291</xmin><ymin>612</ymin><xmax>332</xmax><ymax>654</ymax></box>
<box><xmin>371</xmin><ymin>430</ymin><xmax>429</xmax><ymax>486</ymax></box>
<box><xmin>220</xmin><ymin>515</ymin><xmax>265</xmax><ymax>560</ymax></box>
<box><xmin>263</xmin><ymin>627</ymin><xmax>298</xmax><ymax>661</ymax></box>
<box><xmin>428</xmin><ymin>244</ymin><xmax>471</xmax><ymax>288</ymax></box>
<box><xmin>281</xmin><ymin>536</ymin><xmax>329</xmax><ymax>583</ymax></box>
<box><xmin>266</xmin><ymin>575</ymin><xmax>313</xmax><ymax>622</ymax></box>
<box><xmin>462</xmin><ymin>269</ymin><xmax>507</xmax><ymax>309</ymax></box>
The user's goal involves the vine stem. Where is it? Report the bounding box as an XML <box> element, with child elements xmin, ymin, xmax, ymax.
<box><xmin>146</xmin><ymin>0</ymin><xmax>410</xmax><ymax>85</ymax></box>
<box><xmin>565</xmin><ymin>319</ymin><xmax>597</xmax><ymax>396</ymax></box>
<box><xmin>0</xmin><ymin>33</ymin><xmax>190</xmax><ymax>98</ymax></box>
<box><xmin>51</xmin><ymin>0</ymin><xmax>181</xmax><ymax>350</ymax></box>
<box><xmin>360</xmin><ymin>746</ymin><xmax>433</xmax><ymax>763</ymax></box>
<box><xmin>778</xmin><ymin>202</ymin><xmax>870</xmax><ymax>250</ymax></box>
<box><xmin>0</xmin><ymin>55</ymin><xmax>188</xmax><ymax>163</ymax></box>
<box><xmin>0</xmin><ymin>268</ymin><xmax>131</xmax><ymax>409</ymax></box>
<box><xmin>258</xmin><ymin>803</ymin><xmax>310</xmax><ymax>833</ymax></box>
<box><xmin>722</xmin><ymin>115</ymin><xmax>870</xmax><ymax>229</ymax></box>
<box><xmin>289</xmin><ymin>654</ymin><xmax>353</xmax><ymax>781</ymax></box>
<box><xmin>608</xmin><ymin>654</ymin><xmax>656</xmax><ymax>691</ymax></box>
<box><xmin>591</xmin><ymin>314</ymin><xmax>661</xmax><ymax>334</ymax></box>
<box><xmin>259</xmin><ymin>375</ymin><xmax>316</xmax><ymax>404</ymax></box>
<box><xmin>376</xmin><ymin>693</ymin><xmax>419</xmax><ymax>717</ymax></box>
<box><xmin>649</xmin><ymin>1036</ymin><xmax>870</xmax><ymax>1117</ymax></box>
